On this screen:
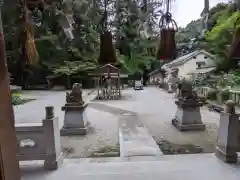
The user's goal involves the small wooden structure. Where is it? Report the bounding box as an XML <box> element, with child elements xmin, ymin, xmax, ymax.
<box><xmin>95</xmin><ymin>64</ymin><xmax>121</xmax><ymax>100</ymax></box>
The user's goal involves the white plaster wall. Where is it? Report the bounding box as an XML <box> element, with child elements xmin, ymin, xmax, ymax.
<box><xmin>172</xmin><ymin>53</ymin><xmax>216</xmax><ymax>80</ymax></box>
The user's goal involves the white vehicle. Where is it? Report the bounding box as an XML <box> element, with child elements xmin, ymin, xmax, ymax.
<box><xmin>134</xmin><ymin>80</ymin><xmax>143</xmax><ymax>90</ymax></box>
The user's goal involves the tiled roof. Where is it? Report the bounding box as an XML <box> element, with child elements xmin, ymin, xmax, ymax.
<box><xmin>162</xmin><ymin>50</ymin><xmax>215</xmax><ymax>69</ymax></box>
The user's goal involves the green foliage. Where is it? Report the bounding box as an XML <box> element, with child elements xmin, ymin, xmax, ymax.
<box><xmin>11</xmin><ymin>93</ymin><xmax>34</xmax><ymax>106</ymax></box>
<box><xmin>3</xmin><ymin>0</ymin><xmax>162</xmax><ymax>82</ymax></box>
<box><xmin>202</xmin><ymin>3</ymin><xmax>240</xmax><ymax>71</ymax></box>
<box><xmin>218</xmin><ymin>88</ymin><xmax>230</xmax><ymax>102</ymax></box>
<box><xmin>4</xmin><ymin>0</ymin><xmax>100</xmax><ymax>80</ymax></box>
<box><xmin>216</xmin><ymin>72</ymin><xmax>240</xmax><ymax>88</ymax></box>
<box><xmin>176</xmin><ymin>2</ymin><xmax>240</xmax><ymax>71</ymax></box>
<box><xmin>206</xmin><ymin>11</ymin><xmax>240</xmax><ymax>41</ymax></box>
<box><xmin>207</xmin><ymin>89</ymin><xmax>219</xmax><ymax>100</ymax></box>
<box><xmin>53</xmin><ymin>61</ymin><xmax>97</xmax><ymax>76</ymax></box>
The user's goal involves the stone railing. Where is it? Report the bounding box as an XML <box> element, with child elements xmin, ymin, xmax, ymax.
<box><xmin>229</xmin><ymin>90</ymin><xmax>240</xmax><ymax>105</ymax></box>
<box><xmin>197</xmin><ymin>87</ymin><xmax>240</xmax><ymax>105</ymax></box>
<box><xmin>196</xmin><ymin>86</ymin><xmax>214</xmax><ymax>97</ymax></box>
<box><xmin>15</xmin><ymin>106</ymin><xmax>63</xmax><ymax>170</ymax></box>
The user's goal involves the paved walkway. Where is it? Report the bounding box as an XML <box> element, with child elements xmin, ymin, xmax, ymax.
<box><xmin>21</xmin><ymin>154</ymin><xmax>240</xmax><ymax>180</ymax></box>
<box><xmin>14</xmin><ymin>90</ymin><xmax>93</xmax><ymax>127</ymax></box>
<box><xmin>20</xmin><ymin>87</ymin><xmax>240</xmax><ymax>180</ymax></box>
<box><xmin>95</xmin><ymin>87</ymin><xmax>220</xmax><ymax>153</ymax></box>
<box><xmin>14</xmin><ymin>90</ymin><xmax>119</xmax><ymax>158</ymax></box>
<box><xmin>15</xmin><ymin>87</ymin><xmax>221</xmax><ymax>157</ymax></box>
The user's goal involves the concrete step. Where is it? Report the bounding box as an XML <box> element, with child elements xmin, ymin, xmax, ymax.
<box><xmin>21</xmin><ymin>154</ymin><xmax>240</xmax><ymax>180</ymax></box>
<box><xmin>118</xmin><ymin>113</ymin><xmax>163</xmax><ymax>157</ymax></box>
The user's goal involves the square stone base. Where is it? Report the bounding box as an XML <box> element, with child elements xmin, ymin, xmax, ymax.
<box><xmin>172</xmin><ymin>119</ymin><xmax>206</xmax><ymax>131</ymax></box>
<box><xmin>60</xmin><ymin>127</ymin><xmax>87</xmax><ymax>136</ymax></box>
<box><xmin>215</xmin><ymin>146</ymin><xmax>238</xmax><ymax>163</ymax></box>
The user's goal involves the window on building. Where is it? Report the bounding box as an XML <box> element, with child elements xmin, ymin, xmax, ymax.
<box><xmin>196</xmin><ymin>61</ymin><xmax>206</xmax><ymax>68</ymax></box>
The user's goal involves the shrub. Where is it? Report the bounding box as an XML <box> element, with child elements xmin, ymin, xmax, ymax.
<box><xmin>11</xmin><ymin>93</ymin><xmax>22</xmax><ymax>105</ymax></box>
<box><xmin>218</xmin><ymin>89</ymin><xmax>230</xmax><ymax>103</ymax></box>
<box><xmin>11</xmin><ymin>93</ymin><xmax>34</xmax><ymax>106</ymax></box>
<box><xmin>207</xmin><ymin>89</ymin><xmax>219</xmax><ymax>100</ymax></box>
<box><xmin>198</xmin><ymin>95</ymin><xmax>207</xmax><ymax>104</ymax></box>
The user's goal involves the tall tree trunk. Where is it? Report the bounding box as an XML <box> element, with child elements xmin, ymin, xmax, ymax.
<box><xmin>0</xmin><ymin>7</ymin><xmax>21</xmax><ymax>180</ymax></box>
<box><xmin>115</xmin><ymin>0</ymin><xmax>120</xmax><ymax>49</ymax></box>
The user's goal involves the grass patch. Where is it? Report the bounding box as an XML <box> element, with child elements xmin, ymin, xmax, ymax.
<box><xmin>12</xmin><ymin>93</ymin><xmax>35</xmax><ymax>106</ymax></box>
<box><xmin>156</xmin><ymin>139</ymin><xmax>203</xmax><ymax>155</ymax></box>
<box><xmin>88</xmin><ymin>145</ymin><xmax>120</xmax><ymax>158</ymax></box>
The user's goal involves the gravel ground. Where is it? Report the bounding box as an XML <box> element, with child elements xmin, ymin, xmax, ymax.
<box><xmin>14</xmin><ymin>89</ymin><xmax>119</xmax><ymax>158</ymax></box>
<box><xmin>98</xmin><ymin>87</ymin><xmax>220</xmax><ymax>153</ymax></box>
<box><xmin>61</xmin><ymin>106</ymin><xmax>119</xmax><ymax>158</ymax></box>
<box><xmin>14</xmin><ymin>87</ymin><xmax>221</xmax><ymax>157</ymax></box>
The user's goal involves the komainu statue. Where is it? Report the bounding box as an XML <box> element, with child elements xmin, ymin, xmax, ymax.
<box><xmin>179</xmin><ymin>79</ymin><xmax>198</xmax><ymax>101</ymax></box>
<box><xmin>66</xmin><ymin>83</ymin><xmax>84</xmax><ymax>105</ymax></box>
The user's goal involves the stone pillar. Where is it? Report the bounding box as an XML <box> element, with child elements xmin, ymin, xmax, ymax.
<box><xmin>172</xmin><ymin>98</ymin><xmax>206</xmax><ymax>131</ymax></box>
<box><xmin>43</xmin><ymin>106</ymin><xmax>63</xmax><ymax>170</ymax></box>
<box><xmin>168</xmin><ymin>83</ymin><xmax>173</xmax><ymax>93</ymax></box>
<box><xmin>215</xmin><ymin>100</ymin><xmax>240</xmax><ymax>163</ymax></box>
<box><xmin>60</xmin><ymin>103</ymin><xmax>88</xmax><ymax>136</ymax></box>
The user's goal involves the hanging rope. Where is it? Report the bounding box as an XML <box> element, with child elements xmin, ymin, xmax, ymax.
<box><xmin>156</xmin><ymin>0</ymin><xmax>178</xmax><ymax>61</ymax></box>
<box><xmin>98</xmin><ymin>0</ymin><xmax>117</xmax><ymax>65</ymax></box>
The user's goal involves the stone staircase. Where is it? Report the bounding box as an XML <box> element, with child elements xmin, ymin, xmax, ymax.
<box><xmin>21</xmin><ymin>154</ymin><xmax>240</xmax><ymax>180</ymax></box>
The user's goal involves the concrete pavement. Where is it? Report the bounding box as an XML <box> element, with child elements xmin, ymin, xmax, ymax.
<box><xmin>21</xmin><ymin>154</ymin><xmax>240</xmax><ymax>180</ymax></box>
<box><xmin>93</xmin><ymin>87</ymin><xmax>220</xmax><ymax>153</ymax></box>
<box><xmin>20</xmin><ymin>87</ymin><xmax>240</xmax><ymax>180</ymax></box>
<box><xmin>15</xmin><ymin>87</ymin><xmax>221</xmax><ymax>157</ymax></box>
<box><xmin>14</xmin><ymin>90</ymin><xmax>95</xmax><ymax>127</ymax></box>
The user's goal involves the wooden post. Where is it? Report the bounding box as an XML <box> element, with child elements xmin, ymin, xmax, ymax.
<box><xmin>0</xmin><ymin>2</ymin><xmax>21</xmax><ymax>180</ymax></box>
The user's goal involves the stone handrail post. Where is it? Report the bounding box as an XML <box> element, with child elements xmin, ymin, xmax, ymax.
<box><xmin>43</xmin><ymin>106</ymin><xmax>63</xmax><ymax>170</ymax></box>
<box><xmin>215</xmin><ymin>100</ymin><xmax>240</xmax><ymax>163</ymax></box>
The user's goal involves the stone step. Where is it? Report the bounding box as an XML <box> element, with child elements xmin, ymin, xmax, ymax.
<box><xmin>118</xmin><ymin>113</ymin><xmax>163</xmax><ymax>157</ymax></box>
<box><xmin>21</xmin><ymin>154</ymin><xmax>240</xmax><ymax>180</ymax></box>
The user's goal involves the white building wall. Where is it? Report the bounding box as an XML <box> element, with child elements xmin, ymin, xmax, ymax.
<box><xmin>172</xmin><ymin>52</ymin><xmax>215</xmax><ymax>80</ymax></box>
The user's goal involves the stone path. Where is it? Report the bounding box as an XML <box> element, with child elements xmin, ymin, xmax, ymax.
<box><xmin>118</xmin><ymin>112</ymin><xmax>162</xmax><ymax>157</ymax></box>
<box><xmin>96</xmin><ymin>87</ymin><xmax>220</xmax><ymax>153</ymax></box>
<box><xmin>14</xmin><ymin>90</ymin><xmax>93</xmax><ymax>127</ymax></box>
<box><xmin>21</xmin><ymin>154</ymin><xmax>240</xmax><ymax>180</ymax></box>
<box><xmin>15</xmin><ymin>87</ymin><xmax>221</xmax><ymax>157</ymax></box>
<box><xmin>61</xmin><ymin>106</ymin><xmax>119</xmax><ymax>158</ymax></box>
<box><xmin>14</xmin><ymin>90</ymin><xmax>120</xmax><ymax>158</ymax></box>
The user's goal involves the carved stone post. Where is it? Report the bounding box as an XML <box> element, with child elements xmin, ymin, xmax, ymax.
<box><xmin>60</xmin><ymin>83</ymin><xmax>89</xmax><ymax>136</ymax></box>
<box><xmin>215</xmin><ymin>100</ymin><xmax>240</xmax><ymax>163</ymax></box>
<box><xmin>43</xmin><ymin>106</ymin><xmax>63</xmax><ymax>170</ymax></box>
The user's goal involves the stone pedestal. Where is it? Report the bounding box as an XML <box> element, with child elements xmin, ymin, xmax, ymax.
<box><xmin>215</xmin><ymin>112</ymin><xmax>239</xmax><ymax>163</ymax></box>
<box><xmin>172</xmin><ymin>99</ymin><xmax>205</xmax><ymax>131</ymax></box>
<box><xmin>60</xmin><ymin>103</ymin><xmax>88</xmax><ymax>136</ymax></box>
